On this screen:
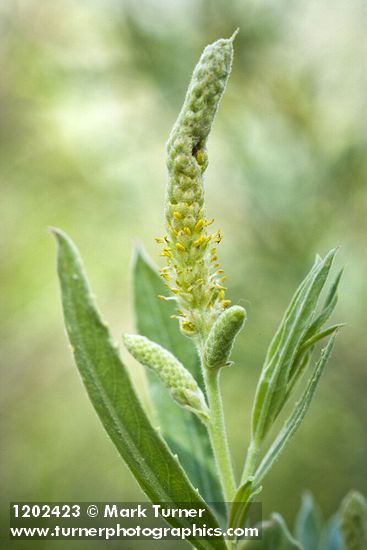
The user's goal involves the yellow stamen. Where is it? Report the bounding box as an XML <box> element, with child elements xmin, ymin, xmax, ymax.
<box><xmin>222</xmin><ymin>300</ymin><xmax>232</xmax><ymax>308</ymax></box>
<box><xmin>194</xmin><ymin>219</ymin><xmax>205</xmax><ymax>231</ymax></box>
<box><xmin>181</xmin><ymin>320</ymin><xmax>196</xmax><ymax>332</ymax></box>
<box><xmin>194</xmin><ymin>235</ymin><xmax>206</xmax><ymax>247</ymax></box>
<box><xmin>173</xmin><ymin>211</ymin><xmax>183</xmax><ymax>220</ymax></box>
<box><xmin>176</xmin><ymin>243</ymin><xmax>186</xmax><ymax>252</ymax></box>
<box><xmin>183</xmin><ymin>226</ymin><xmax>192</xmax><ymax>236</ymax></box>
<box><xmin>155</xmin><ymin>237</ymin><xmax>165</xmax><ymax>244</ymax></box>
<box><xmin>213</xmin><ymin>230</ymin><xmax>222</xmax><ymax>244</ymax></box>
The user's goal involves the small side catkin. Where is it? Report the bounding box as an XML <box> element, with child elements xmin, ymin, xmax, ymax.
<box><xmin>123</xmin><ymin>334</ymin><xmax>209</xmax><ymax>422</ymax></box>
<box><xmin>157</xmin><ymin>33</ymin><xmax>237</xmax><ymax>338</ymax></box>
<box><xmin>204</xmin><ymin>305</ymin><xmax>246</xmax><ymax>369</ymax></box>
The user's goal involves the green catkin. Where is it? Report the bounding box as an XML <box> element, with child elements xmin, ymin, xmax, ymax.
<box><xmin>158</xmin><ymin>33</ymin><xmax>236</xmax><ymax>338</ymax></box>
<box><xmin>204</xmin><ymin>305</ymin><xmax>246</xmax><ymax>369</ymax></box>
<box><xmin>340</xmin><ymin>491</ymin><xmax>367</xmax><ymax>550</ymax></box>
<box><xmin>123</xmin><ymin>334</ymin><xmax>209</xmax><ymax>422</ymax></box>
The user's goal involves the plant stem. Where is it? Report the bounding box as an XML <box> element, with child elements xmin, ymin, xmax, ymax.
<box><xmin>241</xmin><ymin>438</ymin><xmax>260</xmax><ymax>485</ymax></box>
<box><xmin>202</xmin><ymin>361</ymin><xmax>236</xmax><ymax>503</ymax></box>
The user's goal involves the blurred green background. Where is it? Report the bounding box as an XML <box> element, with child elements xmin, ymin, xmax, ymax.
<box><xmin>1</xmin><ymin>0</ymin><xmax>366</xmax><ymax>548</ymax></box>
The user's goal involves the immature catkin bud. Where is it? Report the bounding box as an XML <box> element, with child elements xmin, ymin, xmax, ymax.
<box><xmin>204</xmin><ymin>305</ymin><xmax>246</xmax><ymax>369</ymax></box>
<box><xmin>158</xmin><ymin>32</ymin><xmax>237</xmax><ymax>338</ymax></box>
<box><xmin>340</xmin><ymin>491</ymin><xmax>367</xmax><ymax>550</ymax></box>
<box><xmin>123</xmin><ymin>334</ymin><xmax>209</xmax><ymax>422</ymax></box>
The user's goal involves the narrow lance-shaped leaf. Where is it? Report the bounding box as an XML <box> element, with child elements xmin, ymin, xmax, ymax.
<box><xmin>53</xmin><ymin>229</ymin><xmax>227</xmax><ymax>550</ymax></box>
<box><xmin>294</xmin><ymin>492</ymin><xmax>322</xmax><ymax>550</ymax></box>
<box><xmin>305</xmin><ymin>269</ymin><xmax>343</xmax><ymax>338</ymax></box>
<box><xmin>251</xmin><ymin>250</ymin><xmax>336</xmax><ymax>444</ymax></box>
<box><xmin>284</xmin><ymin>268</ymin><xmax>343</xmax><ymax>397</ymax></box>
<box><xmin>133</xmin><ymin>248</ymin><xmax>224</xmax><ymax>507</ymax></box>
<box><xmin>240</xmin><ymin>514</ymin><xmax>302</xmax><ymax>549</ymax></box>
<box><xmin>319</xmin><ymin>516</ymin><xmax>343</xmax><ymax>550</ymax></box>
<box><xmin>228</xmin><ymin>478</ymin><xmax>262</xmax><ymax>533</ymax></box>
<box><xmin>253</xmin><ymin>335</ymin><xmax>336</xmax><ymax>486</ymax></box>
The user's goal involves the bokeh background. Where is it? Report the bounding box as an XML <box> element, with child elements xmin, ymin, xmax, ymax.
<box><xmin>1</xmin><ymin>0</ymin><xmax>366</xmax><ymax>548</ymax></box>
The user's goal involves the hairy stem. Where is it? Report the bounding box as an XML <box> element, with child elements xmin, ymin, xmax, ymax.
<box><xmin>201</xmin><ymin>357</ymin><xmax>236</xmax><ymax>503</ymax></box>
<box><xmin>241</xmin><ymin>438</ymin><xmax>260</xmax><ymax>485</ymax></box>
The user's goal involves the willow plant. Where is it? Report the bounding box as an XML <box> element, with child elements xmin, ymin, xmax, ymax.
<box><xmin>54</xmin><ymin>33</ymin><xmax>344</xmax><ymax>549</ymax></box>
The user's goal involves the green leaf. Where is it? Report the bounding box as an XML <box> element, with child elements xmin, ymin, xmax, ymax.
<box><xmin>339</xmin><ymin>491</ymin><xmax>367</xmax><ymax>550</ymax></box>
<box><xmin>319</xmin><ymin>516</ymin><xmax>342</xmax><ymax>550</ymax></box>
<box><xmin>53</xmin><ymin>229</ymin><xmax>227</xmax><ymax>550</ymax></box>
<box><xmin>299</xmin><ymin>323</ymin><xmax>344</xmax><ymax>352</ymax></box>
<box><xmin>294</xmin><ymin>492</ymin><xmax>322</xmax><ymax>550</ymax></box>
<box><xmin>251</xmin><ymin>250</ymin><xmax>337</xmax><ymax>443</ymax></box>
<box><xmin>228</xmin><ymin>478</ymin><xmax>262</xmax><ymax>533</ymax></box>
<box><xmin>254</xmin><ymin>335</ymin><xmax>336</xmax><ymax>485</ymax></box>
<box><xmin>133</xmin><ymin>247</ymin><xmax>224</xmax><ymax>507</ymax></box>
<box><xmin>305</xmin><ymin>269</ymin><xmax>343</xmax><ymax>338</ymax></box>
<box><xmin>240</xmin><ymin>514</ymin><xmax>302</xmax><ymax>549</ymax></box>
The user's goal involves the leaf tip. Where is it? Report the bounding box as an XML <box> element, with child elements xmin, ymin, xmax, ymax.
<box><xmin>48</xmin><ymin>226</ymin><xmax>69</xmax><ymax>247</ymax></box>
<box><xmin>229</xmin><ymin>28</ymin><xmax>240</xmax><ymax>42</ymax></box>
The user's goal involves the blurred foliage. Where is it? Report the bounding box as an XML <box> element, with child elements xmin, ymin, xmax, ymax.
<box><xmin>1</xmin><ymin>0</ymin><xmax>366</xmax><ymax>548</ymax></box>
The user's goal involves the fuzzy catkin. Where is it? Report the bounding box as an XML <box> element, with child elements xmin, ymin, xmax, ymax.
<box><xmin>204</xmin><ymin>305</ymin><xmax>246</xmax><ymax>369</ymax></box>
<box><xmin>123</xmin><ymin>334</ymin><xmax>209</xmax><ymax>422</ymax></box>
<box><xmin>340</xmin><ymin>491</ymin><xmax>367</xmax><ymax>550</ymax></box>
<box><xmin>158</xmin><ymin>34</ymin><xmax>236</xmax><ymax>338</ymax></box>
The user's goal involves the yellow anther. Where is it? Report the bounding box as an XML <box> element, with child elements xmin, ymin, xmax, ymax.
<box><xmin>194</xmin><ymin>235</ymin><xmax>206</xmax><ymax>247</ymax></box>
<box><xmin>161</xmin><ymin>273</ymin><xmax>170</xmax><ymax>281</ymax></box>
<box><xmin>217</xmin><ymin>269</ymin><xmax>225</xmax><ymax>274</ymax></box>
<box><xmin>160</xmin><ymin>248</ymin><xmax>172</xmax><ymax>258</ymax></box>
<box><xmin>211</xmin><ymin>255</ymin><xmax>218</xmax><ymax>262</ymax></box>
<box><xmin>170</xmin><ymin>288</ymin><xmax>180</xmax><ymax>294</ymax></box>
<box><xmin>196</xmin><ymin>278</ymin><xmax>204</xmax><ymax>285</ymax></box>
<box><xmin>194</xmin><ymin>219</ymin><xmax>205</xmax><ymax>231</ymax></box>
<box><xmin>158</xmin><ymin>295</ymin><xmax>168</xmax><ymax>301</ymax></box>
<box><xmin>205</xmin><ymin>218</ymin><xmax>215</xmax><ymax>226</ymax></box>
<box><xmin>183</xmin><ymin>226</ymin><xmax>192</xmax><ymax>236</ymax></box>
<box><xmin>222</xmin><ymin>300</ymin><xmax>232</xmax><ymax>308</ymax></box>
<box><xmin>213</xmin><ymin>230</ymin><xmax>222</xmax><ymax>244</ymax></box>
<box><xmin>219</xmin><ymin>276</ymin><xmax>227</xmax><ymax>283</ymax></box>
<box><xmin>181</xmin><ymin>320</ymin><xmax>196</xmax><ymax>332</ymax></box>
<box><xmin>219</xmin><ymin>290</ymin><xmax>225</xmax><ymax>301</ymax></box>
<box><xmin>173</xmin><ymin>211</ymin><xmax>183</xmax><ymax>220</ymax></box>
<box><xmin>219</xmin><ymin>284</ymin><xmax>227</xmax><ymax>291</ymax></box>
<box><xmin>176</xmin><ymin>243</ymin><xmax>186</xmax><ymax>252</ymax></box>
<box><xmin>155</xmin><ymin>237</ymin><xmax>165</xmax><ymax>244</ymax></box>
